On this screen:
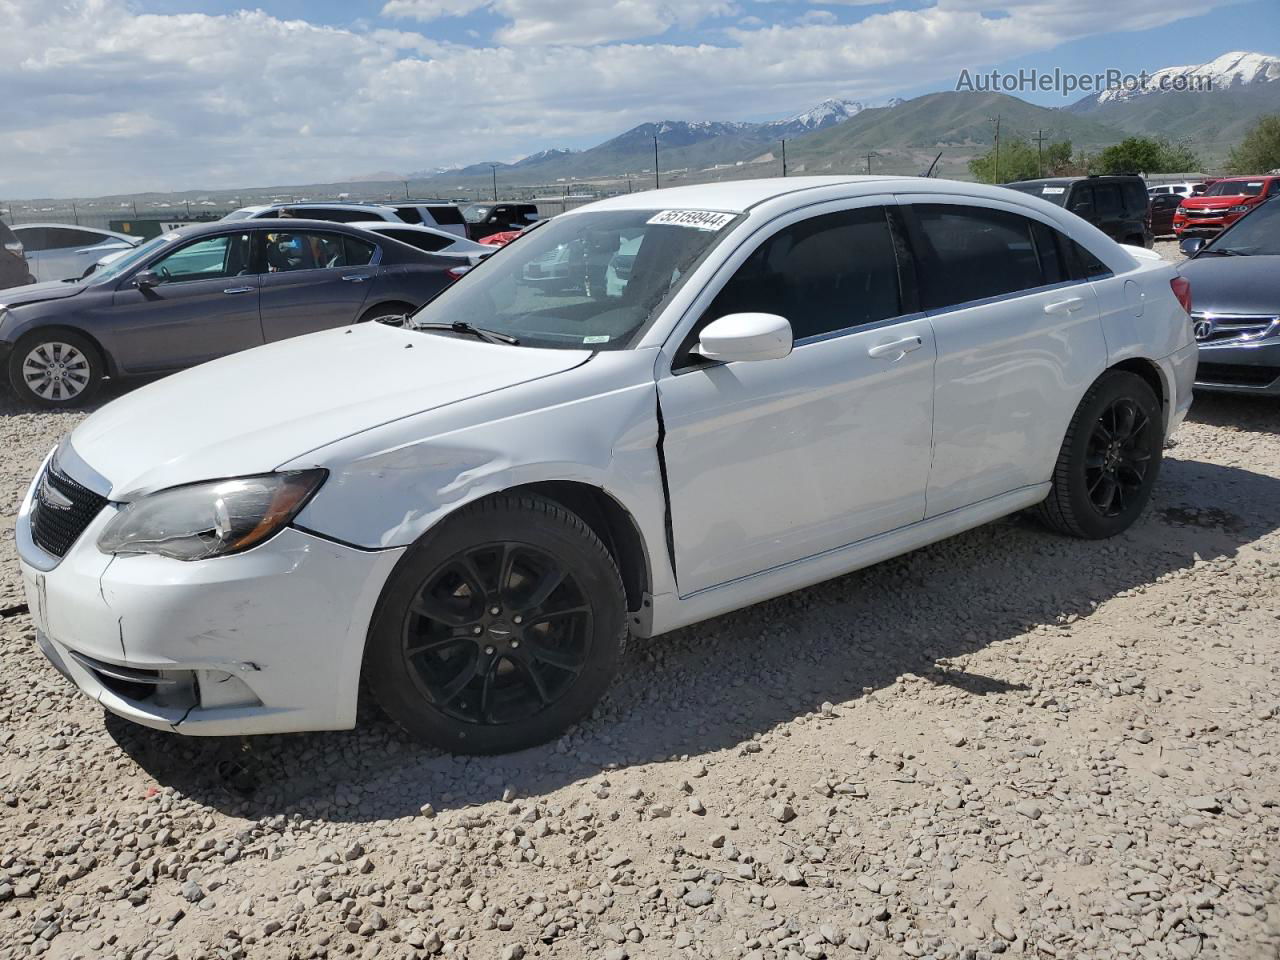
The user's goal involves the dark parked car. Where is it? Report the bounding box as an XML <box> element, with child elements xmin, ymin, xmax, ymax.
<box><xmin>1148</xmin><ymin>193</ymin><xmax>1182</xmax><ymax>238</ymax></box>
<box><xmin>1</xmin><ymin>220</ymin><xmax>34</xmax><ymax>291</ymax></box>
<box><xmin>1002</xmin><ymin>175</ymin><xmax>1153</xmax><ymax>248</ymax></box>
<box><xmin>1177</xmin><ymin>196</ymin><xmax>1280</xmax><ymax>396</ymax></box>
<box><xmin>0</xmin><ymin>220</ymin><xmax>464</xmax><ymax>407</ymax></box>
<box><xmin>464</xmin><ymin>202</ymin><xmax>541</xmax><ymax>241</ymax></box>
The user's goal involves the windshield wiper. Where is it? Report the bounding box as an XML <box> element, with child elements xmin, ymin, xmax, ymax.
<box><xmin>1203</xmin><ymin>248</ymin><xmax>1246</xmax><ymax>256</ymax></box>
<box><xmin>412</xmin><ymin>321</ymin><xmax>520</xmax><ymax>346</ymax></box>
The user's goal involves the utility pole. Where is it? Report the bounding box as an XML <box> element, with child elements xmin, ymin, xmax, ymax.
<box><xmin>131</xmin><ymin>199</ymin><xmax>138</xmax><ymax>218</ymax></box>
<box><xmin>403</xmin><ymin>180</ymin><xmax>410</xmax><ymax>200</ymax></box>
<box><xmin>490</xmin><ymin>165</ymin><xmax>498</xmax><ymax>202</ymax></box>
<box><xmin>184</xmin><ymin>200</ymin><xmax>191</xmax><ymax>218</ymax></box>
<box><xmin>653</xmin><ymin>135</ymin><xmax>660</xmax><ymax>190</ymax></box>
<box><xmin>988</xmin><ymin>114</ymin><xmax>1002</xmax><ymax>183</ymax></box>
<box><xmin>862</xmin><ymin>153</ymin><xmax>878</xmax><ymax>175</ymax></box>
<box><xmin>1031</xmin><ymin>128</ymin><xmax>1048</xmax><ymax>178</ymax></box>
<box><xmin>780</xmin><ymin>139</ymin><xmax>787</xmax><ymax>177</ymax></box>
<box><xmin>71</xmin><ymin>200</ymin><xmax>79</xmax><ymax>225</ymax></box>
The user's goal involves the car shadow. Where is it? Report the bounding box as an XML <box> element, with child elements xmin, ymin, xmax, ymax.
<box><xmin>1186</xmin><ymin>391</ymin><xmax>1280</xmax><ymax>437</ymax></box>
<box><xmin>105</xmin><ymin>453</ymin><xmax>1280</xmax><ymax>822</ymax></box>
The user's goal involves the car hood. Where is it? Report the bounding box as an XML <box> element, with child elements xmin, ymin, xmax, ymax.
<box><xmin>0</xmin><ymin>279</ymin><xmax>86</xmax><ymax>309</ymax></box>
<box><xmin>68</xmin><ymin>324</ymin><xmax>591</xmax><ymax>497</ymax></box>
<box><xmin>1178</xmin><ymin>256</ymin><xmax>1280</xmax><ymax>316</ymax></box>
<box><xmin>1180</xmin><ymin>197</ymin><xmax>1253</xmax><ymax>210</ymax></box>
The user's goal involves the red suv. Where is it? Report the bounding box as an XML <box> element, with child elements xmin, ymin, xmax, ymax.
<box><xmin>1174</xmin><ymin>176</ymin><xmax>1280</xmax><ymax>237</ymax></box>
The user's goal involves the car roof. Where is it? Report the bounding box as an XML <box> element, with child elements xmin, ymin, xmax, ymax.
<box><xmin>583</xmin><ymin>175</ymin><xmax>1140</xmax><ymax>216</ymax></box>
<box><xmin>162</xmin><ymin>218</ymin><xmax>380</xmax><ymax>239</ymax></box>
<box><xmin>12</xmin><ymin>222</ymin><xmax>135</xmax><ymax>236</ymax></box>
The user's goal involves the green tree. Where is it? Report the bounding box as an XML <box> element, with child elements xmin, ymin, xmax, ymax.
<box><xmin>1044</xmin><ymin>140</ymin><xmax>1074</xmax><ymax>175</ymax></box>
<box><xmin>1098</xmin><ymin>136</ymin><xmax>1202</xmax><ymax>175</ymax></box>
<box><xmin>1228</xmin><ymin>115</ymin><xmax>1280</xmax><ymax>174</ymax></box>
<box><xmin>969</xmin><ymin>137</ymin><xmax>1072</xmax><ymax>183</ymax></box>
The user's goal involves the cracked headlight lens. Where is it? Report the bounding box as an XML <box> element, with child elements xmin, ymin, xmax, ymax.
<box><xmin>97</xmin><ymin>471</ymin><xmax>326</xmax><ymax>561</ymax></box>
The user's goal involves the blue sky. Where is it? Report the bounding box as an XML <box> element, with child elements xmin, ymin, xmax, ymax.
<box><xmin>3</xmin><ymin>0</ymin><xmax>1277</xmax><ymax>197</ymax></box>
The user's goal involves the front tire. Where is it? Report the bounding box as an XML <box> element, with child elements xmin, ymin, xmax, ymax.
<box><xmin>1036</xmin><ymin>371</ymin><xmax>1164</xmax><ymax>539</ymax></box>
<box><xmin>365</xmin><ymin>494</ymin><xmax>627</xmax><ymax>754</ymax></box>
<box><xmin>8</xmin><ymin>330</ymin><xmax>104</xmax><ymax>408</ymax></box>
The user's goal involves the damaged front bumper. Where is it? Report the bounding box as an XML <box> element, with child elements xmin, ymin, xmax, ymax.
<box><xmin>16</xmin><ymin>461</ymin><xmax>405</xmax><ymax>737</ymax></box>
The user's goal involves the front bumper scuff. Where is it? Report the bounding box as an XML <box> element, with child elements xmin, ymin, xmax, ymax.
<box><xmin>18</xmin><ymin>467</ymin><xmax>406</xmax><ymax>736</ymax></box>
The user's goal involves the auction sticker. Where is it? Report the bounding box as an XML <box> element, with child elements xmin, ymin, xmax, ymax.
<box><xmin>1041</xmin><ymin>187</ymin><xmax>1066</xmax><ymax>195</ymax></box>
<box><xmin>647</xmin><ymin>209</ymin><xmax>736</xmax><ymax>231</ymax></box>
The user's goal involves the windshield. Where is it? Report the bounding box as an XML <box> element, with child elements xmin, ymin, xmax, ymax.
<box><xmin>1003</xmin><ymin>182</ymin><xmax>1069</xmax><ymax>207</ymax></box>
<box><xmin>410</xmin><ymin>209</ymin><xmax>741</xmax><ymax>350</ymax></box>
<box><xmin>1204</xmin><ymin>180</ymin><xmax>1266</xmax><ymax>198</ymax></box>
<box><xmin>1202</xmin><ymin>198</ymin><xmax>1280</xmax><ymax>256</ymax></box>
<box><xmin>85</xmin><ymin>234</ymin><xmax>174</xmax><ymax>284</ymax></box>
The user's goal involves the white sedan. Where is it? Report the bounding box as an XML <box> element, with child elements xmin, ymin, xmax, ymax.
<box><xmin>17</xmin><ymin>177</ymin><xmax>1197</xmax><ymax>754</ymax></box>
<box><xmin>11</xmin><ymin>224</ymin><xmax>142</xmax><ymax>282</ymax></box>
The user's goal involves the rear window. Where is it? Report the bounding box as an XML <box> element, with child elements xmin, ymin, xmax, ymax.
<box><xmin>381</xmin><ymin>229</ymin><xmax>451</xmax><ymax>253</ymax></box>
<box><xmin>427</xmin><ymin>205</ymin><xmax>466</xmax><ymax>226</ymax></box>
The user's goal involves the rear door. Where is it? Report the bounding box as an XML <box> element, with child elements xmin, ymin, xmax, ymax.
<box><xmin>109</xmin><ymin>230</ymin><xmax>263</xmax><ymax>372</ymax></box>
<box><xmin>899</xmin><ymin>198</ymin><xmax>1108</xmax><ymax>516</ymax></box>
<box><xmin>34</xmin><ymin>228</ymin><xmax>126</xmax><ymax>281</ymax></box>
<box><xmin>258</xmin><ymin>230</ymin><xmax>378</xmax><ymax>341</ymax></box>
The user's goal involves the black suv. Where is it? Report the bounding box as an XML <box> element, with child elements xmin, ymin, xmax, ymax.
<box><xmin>464</xmin><ymin>202</ymin><xmax>541</xmax><ymax>241</ymax></box>
<box><xmin>1</xmin><ymin>220</ymin><xmax>34</xmax><ymax>290</ymax></box>
<box><xmin>1002</xmin><ymin>176</ymin><xmax>1153</xmax><ymax>248</ymax></box>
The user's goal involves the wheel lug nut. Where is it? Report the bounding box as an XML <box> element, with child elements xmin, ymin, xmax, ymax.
<box><xmin>513</xmin><ymin>615</ymin><xmax>523</xmax><ymax>624</ymax></box>
<box><xmin>473</xmin><ymin>626</ymin><xmax>483</xmax><ymax>635</ymax></box>
<box><xmin>484</xmin><ymin>646</ymin><xmax>495</xmax><ymax>655</ymax></box>
<box><xmin>490</xmin><ymin>606</ymin><xmax>501</xmax><ymax>615</ymax></box>
<box><xmin>511</xmin><ymin>639</ymin><xmax>520</xmax><ymax>649</ymax></box>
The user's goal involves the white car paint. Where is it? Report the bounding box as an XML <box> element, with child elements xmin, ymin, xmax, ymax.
<box><xmin>346</xmin><ymin>221</ymin><xmax>492</xmax><ymax>261</ymax></box>
<box><xmin>17</xmin><ymin>176</ymin><xmax>1197</xmax><ymax>737</ymax></box>
<box><xmin>13</xmin><ymin>224</ymin><xmax>141</xmax><ymax>283</ymax></box>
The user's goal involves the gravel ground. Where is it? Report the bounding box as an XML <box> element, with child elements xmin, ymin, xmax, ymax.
<box><xmin>2</xmin><ymin>243</ymin><xmax>1277</xmax><ymax>960</ymax></box>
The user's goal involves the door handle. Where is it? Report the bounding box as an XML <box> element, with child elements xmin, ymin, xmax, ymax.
<box><xmin>222</xmin><ymin>286</ymin><xmax>254</xmax><ymax>295</ymax></box>
<box><xmin>867</xmin><ymin>336</ymin><xmax>924</xmax><ymax>360</ymax></box>
<box><xmin>1044</xmin><ymin>297</ymin><xmax>1085</xmax><ymax>315</ymax></box>
<box><xmin>342</xmin><ymin>275</ymin><xmax>370</xmax><ymax>283</ymax></box>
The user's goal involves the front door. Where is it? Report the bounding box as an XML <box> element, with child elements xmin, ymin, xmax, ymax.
<box><xmin>657</xmin><ymin>202</ymin><xmax>936</xmax><ymax>596</ymax></box>
<box><xmin>258</xmin><ymin>230</ymin><xmax>378</xmax><ymax>341</ymax></box>
<box><xmin>110</xmin><ymin>231</ymin><xmax>263</xmax><ymax>373</ymax></box>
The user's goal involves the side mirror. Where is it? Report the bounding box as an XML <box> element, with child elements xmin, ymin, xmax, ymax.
<box><xmin>134</xmin><ymin>270</ymin><xmax>160</xmax><ymax>289</ymax></box>
<box><xmin>696</xmin><ymin>313</ymin><xmax>792</xmax><ymax>363</ymax></box>
<box><xmin>1179</xmin><ymin>237</ymin><xmax>1205</xmax><ymax>258</ymax></box>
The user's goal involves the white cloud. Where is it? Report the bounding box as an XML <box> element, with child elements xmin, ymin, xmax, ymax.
<box><xmin>0</xmin><ymin>0</ymin><xmax>1241</xmax><ymax>197</ymax></box>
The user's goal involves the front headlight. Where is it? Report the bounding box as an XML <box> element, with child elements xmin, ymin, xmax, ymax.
<box><xmin>1227</xmin><ymin>205</ymin><xmax>1253</xmax><ymax>214</ymax></box>
<box><xmin>97</xmin><ymin>471</ymin><xmax>326</xmax><ymax>561</ymax></box>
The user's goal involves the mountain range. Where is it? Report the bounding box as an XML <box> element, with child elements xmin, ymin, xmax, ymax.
<box><xmin>391</xmin><ymin>51</ymin><xmax>1279</xmax><ymax>190</ymax></box>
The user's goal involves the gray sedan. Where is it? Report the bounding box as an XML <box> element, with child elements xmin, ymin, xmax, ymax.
<box><xmin>1178</xmin><ymin>196</ymin><xmax>1280</xmax><ymax>396</ymax></box>
<box><xmin>0</xmin><ymin>220</ymin><xmax>466</xmax><ymax>407</ymax></box>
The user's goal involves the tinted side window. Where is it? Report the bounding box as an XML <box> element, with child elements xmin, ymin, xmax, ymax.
<box><xmin>1030</xmin><ymin>221</ymin><xmax>1067</xmax><ymax>285</ymax></box>
<box><xmin>394</xmin><ymin>206</ymin><xmax>424</xmax><ymax>224</ymax></box>
<box><xmin>1063</xmin><ymin>238</ymin><xmax>1112</xmax><ymax>280</ymax></box>
<box><xmin>428</xmin><ymin>206</ymin><xmax>466</xmax><ymax>226</ymax></box>
<box><xmin>1067</xmin><ymin>185</ymin><xmax>1094</xmax><ymax>216</ymax></box>
<box><xmin>46</xmin><ymin>228</ymin><xmax>102</xmax><ymax>249</ymax></box>
<box><xmin>1093</xmin><ymin>185</ymin><xmax>1122</xmax><ymax>216</ymax></box>
<box><xmin>16</xmin><ymin>227</ymin><xmax>51</xmax><ymax>252</ymax></box>
<box><xmin>344</xmin><ymin>237</ymin><xmax>376</xmax><ymax>265</ymax></box>
<box><xmin>1122</xmin><ymin>183</ymin><xmax>1147</xmax><ymax>215</ymax></box>
<box><xmin>909</xmin><ymin>204</ymin><xmax>1046</xmax><ymax>309</ymax></box>
<box><xmin>705</xmin><ymin>207</ymin><xmax>901</xmax><ymax>341</ymax></box>
<box><xmin>382</xmin><ymin>229</ymin><xmax>450</xmax><ymax>253</ymax></box>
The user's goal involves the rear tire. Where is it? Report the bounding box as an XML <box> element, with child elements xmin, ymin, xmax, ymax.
<box><xmin>365</xmin><ymin>494</ymin><xmax>627</xmax><ymax>754</ymax></box>
<box><xmin>1035</xmin><ymin>371</ymin><xmax>1163</xmax><ymax>539</ymax></box>
<box><xmin>8</xmin><ymin>330</ymin><xmax>104</xmax><ymax>408</ymax></box>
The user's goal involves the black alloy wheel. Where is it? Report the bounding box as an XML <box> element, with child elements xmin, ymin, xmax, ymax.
<box><xmin>366</xmin><ymin>494</ymin><xmax>627</xmax><ymax>754</ymax></box>
<box><xmin>1083</xmin><ymin>396</ymin><xmax>1155</xmax><ymax>519</ymax></box>
<box><xmin>1036</xmin><ymin>370</ymin><xmax>1164</xmax><ymax>539</ymax></box>
<box><xmin>401</xmin><ymin>541</ymin><xmax>592</xmax><ymax>726</ymax></box>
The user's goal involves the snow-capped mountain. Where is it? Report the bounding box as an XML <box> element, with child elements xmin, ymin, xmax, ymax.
<box><xmin>760</xmin><ymin>98</ymin><xmax>864</xmax><ymax>136</ymax></box>
<box><xmin>513</xmin><ymin>147</ymin><xmax>579</xmax><ymax>167</ymax></box>
<box><xmin>1090</xmin><ymin>51</ymin><xmax>1279</xmax><ymax>106</ymax></box>
<box><xmin>885</xmin><ymin>97</ymin><xmax>906</xmax><ymax>109</ymax></box>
